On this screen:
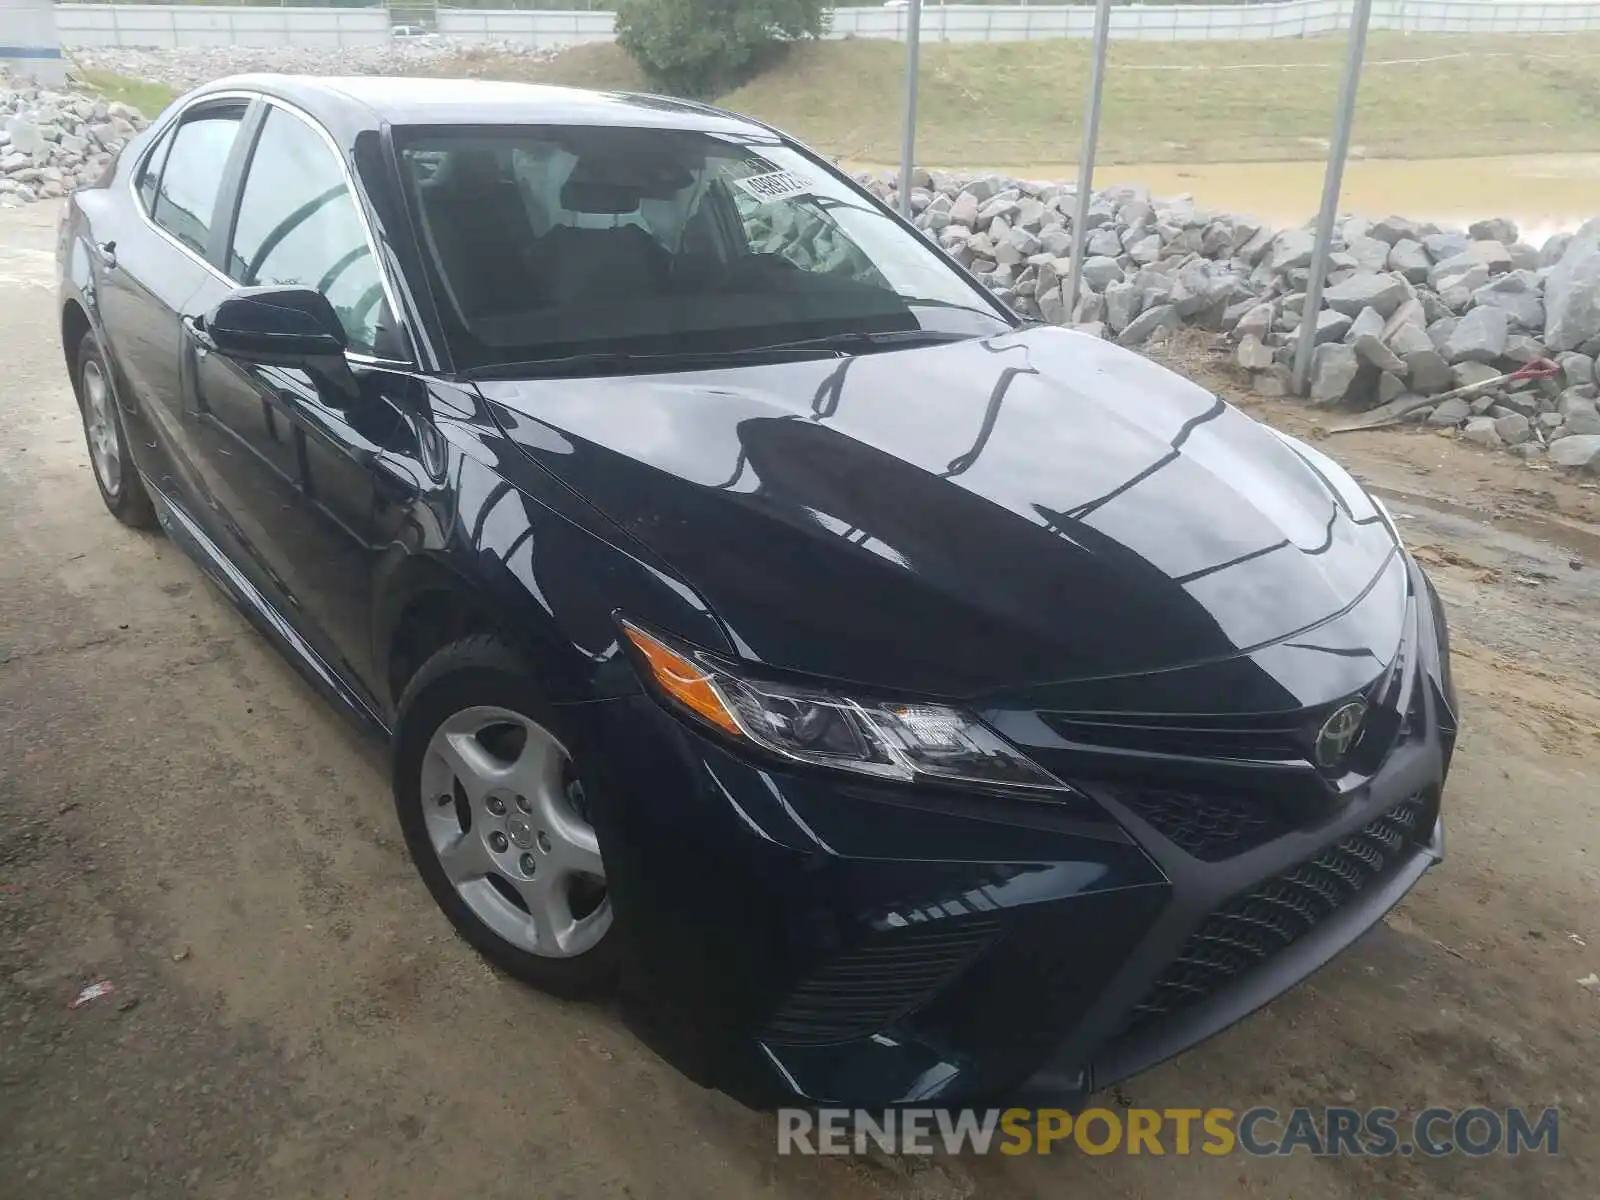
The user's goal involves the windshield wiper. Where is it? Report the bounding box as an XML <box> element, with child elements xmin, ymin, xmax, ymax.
<box><xmin>894</xmin><ymin>295</ymin><xmax>1012</xmax><ymax>317</ymax></box>
<box><xmin>462</xmin><ymin>345</ymin><xmax>842</xmax><ymax>380</ymax></box>
<box><xmin>757</xmin><ymin>328</ymin><xmax>976</xmax><ymax>355</ymax></box>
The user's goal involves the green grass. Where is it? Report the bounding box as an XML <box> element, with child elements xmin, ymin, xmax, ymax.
<box><xmin>76</xmin><ymin>69</ymin><xmax>179</xmax><ymax>119</ymax></box>
<box><xmin>719</xmin><ymin>33</ymin><xmax>1600</xmax><ymax>166</ymax></box>
<box><xmin>457</xmin><ymin>33</ymin><xmax>1600</xmax><ymax>166</ymax></box>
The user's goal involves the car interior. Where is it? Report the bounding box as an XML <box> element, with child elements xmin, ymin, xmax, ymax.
<box><xmin>397</xmin><ymin>131</ymin><xmax>946</xmax><ymax>367</ymax></box>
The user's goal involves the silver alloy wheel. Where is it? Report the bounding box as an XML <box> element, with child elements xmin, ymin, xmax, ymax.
<box><xmin>419</xmin><ymin>705</ymin><xmax>611</xmax><ymax>958</ymax></box>
<box><xmin>81</xmin><ymin>358</ymin><xmax>121</xmax><ymax>498</ymax></box>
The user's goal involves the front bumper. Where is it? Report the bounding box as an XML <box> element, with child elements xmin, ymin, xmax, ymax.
<box><xmin>1065</xmin><ymin>809</ymin><xmax>1441</xmax><ymax>1104</ymax></box>
<box><xmin>577</xmin><ymin>562</ymin><xmax>1456</xmax><ymax>1109</ymax></box>
<box><xmin>1020</xmin><ymin>789</ymin><xmax>1443</xmax><ymax>1107</ymax></box>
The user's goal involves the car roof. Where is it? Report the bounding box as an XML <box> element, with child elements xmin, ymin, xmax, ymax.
<box><xmin>190</xmin><ymin>74</ymin><xmax>777</xmax><ymax>142</ymax></box>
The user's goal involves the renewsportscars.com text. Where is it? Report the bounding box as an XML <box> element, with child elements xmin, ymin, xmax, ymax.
<box><xmin>777</xmin><ymin>1106</ymin><xmax>1560</xmax><ymax>1157</ymax></box>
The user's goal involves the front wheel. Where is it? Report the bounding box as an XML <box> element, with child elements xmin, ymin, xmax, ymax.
<box><xmin>393</xmin><ymin>636</ymin><xmax>619</xmax><ymax>997</ymax></box>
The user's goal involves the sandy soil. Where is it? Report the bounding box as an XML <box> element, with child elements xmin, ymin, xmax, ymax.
<box><xmin>1</xmin><ymin>201</ymin><xmax>1596</xmax><ymax>1198</ymax></box>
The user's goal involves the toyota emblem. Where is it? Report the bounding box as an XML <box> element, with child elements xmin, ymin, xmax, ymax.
<box><xmin>1314</xmin><ymin>700</ymin><xmax>1367</xmax><ymax>769</ymax></box>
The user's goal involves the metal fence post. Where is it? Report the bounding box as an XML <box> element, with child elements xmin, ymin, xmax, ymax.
<box><xmin>1292</xmin><ymin>0</ymin><xmax>1373</xmax><ymax>396</ymax></box>
<box><xmin>897</xmin><ymin>0</ymin><xmax>924</xmax><ymax>219</ymax></box>
<box><xmin>1064</xmin><ymin>0</ymin><xmax>1112</xmax><ymax>316</ymax></box>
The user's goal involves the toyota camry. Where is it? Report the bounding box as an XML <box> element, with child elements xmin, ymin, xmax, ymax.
<box><xmin>57</xmin><ymin>75</ymin><xmax>1456</xmax><ymax>1107</ymax></box>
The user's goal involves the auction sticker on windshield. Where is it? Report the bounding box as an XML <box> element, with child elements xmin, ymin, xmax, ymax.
<box><xmin>733</xmin><ymin>169</ymin><xmax>813</xmax><ymax>204</ymax></box>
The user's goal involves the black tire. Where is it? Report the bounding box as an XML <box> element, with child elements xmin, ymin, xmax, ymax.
<box><xmin>75</xmin><ymin>330</ymin><xmax>156</xmax><ymax>529</ymax></box>
<box><xmin>393</xmin><ymin>635</ymin><xmax>621</xmax><ymax>998</ymax></box>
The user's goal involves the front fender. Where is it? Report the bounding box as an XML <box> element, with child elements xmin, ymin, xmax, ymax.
<box><xmin>60</xmin><ymin>211</ymin><xmax>103</xmax><ymax>344</ymax></box>
<box><xmin>58</xmin><ymin>194</ymin><xmax>124</xmax><ymax>402</ymax></box>
<box><xmin>371</xmin><ymin>383</ymin><xmax>737</xmax><ymax>714</ymax></box>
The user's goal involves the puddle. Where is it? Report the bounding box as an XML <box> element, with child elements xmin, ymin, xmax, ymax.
<box><xmin>870</xmin><ymin>153</ymin><xmax>1600</xmax><ymax>240</ymax></box>
<box><xmin>1095</xmin><ymin>154</ymin><xmax>1600</xmax><ymax>241</ymax></box>
<box><xmin>1371</xmin><ymin>483</ymin><xmax>1600</xmax><ymax>566</ymax></box>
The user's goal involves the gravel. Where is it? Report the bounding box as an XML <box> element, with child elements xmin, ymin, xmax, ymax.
<box><xmin>1442</xmin><ymin>305</ymin><xmax>1510</xmax><ymax>365</ymax></box>
<box><xmin>70</xmin><ymin>42</ymin><xmax>564</xmax><ymax>98</ymax></box>
<box><xmin>1547</xmin><ymin>433</ymin><xmax>1600</xmax><ymax>469</ymax></box>
<box><xmin>1545</xmin><ymin>221</ymin><xmax>1600</xmax><ymax>353</ymax></box>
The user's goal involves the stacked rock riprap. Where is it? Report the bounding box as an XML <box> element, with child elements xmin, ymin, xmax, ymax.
<box><xmin>859</xmin><ymin>170</ymin><xmax>1600</xmax><ymax>473</ymax></box>
<box><xmin>2</xmin><ymin>82</ymin><xmax>147</xmax><ymax>204</ymax></box>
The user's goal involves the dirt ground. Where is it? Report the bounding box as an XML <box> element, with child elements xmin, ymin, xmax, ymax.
<box><xmin>1</xmin><ymin>198</ymin><xmax>1596</xmax><ymax>1199</ymax></box>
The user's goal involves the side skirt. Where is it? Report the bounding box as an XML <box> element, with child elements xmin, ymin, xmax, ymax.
<box><xmin>146</xmin><ymin>478</ymin><xmax>392</xmax><ymax>742</ymax></box>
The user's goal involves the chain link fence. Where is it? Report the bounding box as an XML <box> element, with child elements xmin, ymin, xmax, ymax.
<box><xmin>50</xmin><ymin>0</ymin><xmax>1600</xmax><ymax>48</ymax></box>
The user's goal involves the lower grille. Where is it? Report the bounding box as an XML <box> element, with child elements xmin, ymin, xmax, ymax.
<box><xmin>762</xmin><ymin>919</ymin><xmax>999</xmax><ymax>1046</ymax></box>
<box><xmin>1109</xmin><ymin>787</ymin><xmax>1294</xmax><ymax>861</ymax></box>
<box><xmin>1119</xmin><ymin>796</ymin><xmax>1428</xmax><ymax>1037</ymax></box>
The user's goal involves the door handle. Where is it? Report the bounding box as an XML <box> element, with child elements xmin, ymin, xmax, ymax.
<box><xmin>182</xmin><ymin>314</ymin><xmax>213</xmax><ymax>359</ymax></box>
<box><xmin>95</xmin><ymin>240</ymin><xmax>117</xmax><ymax>269</ymax></box>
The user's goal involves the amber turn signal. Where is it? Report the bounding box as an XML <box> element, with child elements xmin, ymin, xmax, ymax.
<box><xmin>620</xmin><ymin>622</ymin><xmax>744</xmax><ymax>737</ymax></box>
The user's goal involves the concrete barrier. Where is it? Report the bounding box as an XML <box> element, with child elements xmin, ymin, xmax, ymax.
<box><xmin>54</xmin><ymin>4</ymin><xmax>391</xmax><ymax>50</ymax></box>
<box><xmin>1</xmin><ymin>0</ymin><xmax>67</xmax><ymax>82</ymax></box>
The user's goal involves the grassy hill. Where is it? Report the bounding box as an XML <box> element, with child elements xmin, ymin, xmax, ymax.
<box><xmin>717</xmin><ymin>33</ymin><xmax>1600</xmax><ymax>165</ymax></box>
<box><xmin>86</xmin><ymin>31</ymin><xmax>1600</xmax><ymax>167</ymax></box>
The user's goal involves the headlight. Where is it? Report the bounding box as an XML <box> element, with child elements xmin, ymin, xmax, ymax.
<box><xmin>620</xmin><ymin>620</ymin><xmax>1067</xmax><ymax>794</ymax></box>
<box><xmin>1369</xmin><ymin>492</ymin><xmax>1403</xmax><ymax>543</ymax></box>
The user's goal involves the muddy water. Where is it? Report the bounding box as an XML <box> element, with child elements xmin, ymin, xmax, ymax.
<box><xmin>898</xmin><ymin>153</ymin><xmax>1600</xmax><ymax>240</ymax></box>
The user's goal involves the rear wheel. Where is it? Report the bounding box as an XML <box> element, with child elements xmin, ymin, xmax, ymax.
<box><xmin>75</xmin><ymin>331</ymin><xmax>155</xmax><ymax>529</ymax></box>
<box><xmin>393</xmin><ymin>636</ymin><xmax>618</xmax><ymax>996</ymax></box>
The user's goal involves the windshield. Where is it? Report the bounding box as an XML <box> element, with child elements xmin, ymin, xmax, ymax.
<box><xmin>392</xmin><ymin>124</ymin><xmax>1012</xmax><ymax>373</ymax></box>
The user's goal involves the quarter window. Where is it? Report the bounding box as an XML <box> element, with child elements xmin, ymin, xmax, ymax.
<box><xmin>135</xmin><ymin>124</ymin><xmax>174</xmax><ymax>213</ymax></box>
<box><xmin>151</xmin><ymin>110</ymin><xmax>243</xmax><ymax>256</ymax></box>
<box><xmin>226</xmin><ymin>107</ymin><xmax>386</xmax><ymax>356</ymax></box>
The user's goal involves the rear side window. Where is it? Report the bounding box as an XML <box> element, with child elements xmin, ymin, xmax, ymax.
<box><xmin>151</xmin><ymin>110</ymin><xmax>243</xmax><ymax>256</ymax></box>
<box><xmin>226</xmin><ymin>106</ymin><xmax>386</xmax><ymax>355</ymax></box>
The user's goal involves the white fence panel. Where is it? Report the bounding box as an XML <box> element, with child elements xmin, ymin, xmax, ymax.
<box><xmin>54</xmin><ymin>4</ymin><xmax>392</xmax><ymax>48</ymax></box>
<box><xmin>51</xmin><ymin>0</ymin><xmax>1600</xmax><ymax>49</ymax></box>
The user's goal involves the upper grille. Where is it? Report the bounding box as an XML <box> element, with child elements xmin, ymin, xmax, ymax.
<box><xmin>1043</xmin><ymin>712</ymin><xmax>1306</xmax><ymax>762</ymax></box>
<box><xmin>1118</xmin><ymin>795</ymin><xmax>1428</xmax><ymax>1038</ymax></box>
<box><xmin>1043</xmin><ymin>681</ymin><xmax>1399</xmax><ymax>772</ymax></box>
<box><xmin>761</xmin><ymin>918</ymin><xmax>999</xmax><ymax>1047</ymax></box>
<box><xmin>1109</xmin><ymin>787</ymin><xmax>1294</xmax><ymax>861</ymax></box>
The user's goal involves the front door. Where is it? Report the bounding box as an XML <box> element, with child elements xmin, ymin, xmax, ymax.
<box><xmin>181</xmin><ymin>100</ymin><xmax>415</xmax><ymax>712</ymax></box>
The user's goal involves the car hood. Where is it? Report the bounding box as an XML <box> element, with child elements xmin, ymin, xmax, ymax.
<box><xmin>477</xmin><ymin>327</ymin><xmax>1403</xmax><ymax>703</ymax></box>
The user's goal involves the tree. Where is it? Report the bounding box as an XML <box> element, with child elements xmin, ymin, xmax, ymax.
<box><xmin>615</xmin><ymin>0</ymin><xmax>826</xmax><ymax>98</ymax></box>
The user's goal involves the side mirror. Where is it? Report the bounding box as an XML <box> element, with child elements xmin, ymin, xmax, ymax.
<box><xmin>204</xmin><ymin>285</ymin><xmax>348</xmax><ymax>367</ymax></box>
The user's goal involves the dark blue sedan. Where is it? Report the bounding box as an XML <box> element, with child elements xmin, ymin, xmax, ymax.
<box><xmin>57</xmin><ymin>75</ymin><xmax>1455</xmax><ymax>1108</ymax></box>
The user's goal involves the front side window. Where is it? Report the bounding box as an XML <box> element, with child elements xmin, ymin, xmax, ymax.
<box><xmin>227</xmin><ymin>106</ymin><xmax>387</xmax><ymax>356</ymax></box>
<box><xmin>394</xmin><ymin>124</ymin><xmax>1008</xmax><ymax>373</ymax></box>
<box><xmin>151</xmin><ymin>109</ymin><xmax>243</xmax><ymax>256</ymax></box>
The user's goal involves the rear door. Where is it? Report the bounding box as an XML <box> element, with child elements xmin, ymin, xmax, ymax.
<box><xmin>93</xmin><ymin>96</ymin><xmax>251</xmax><ymax>510</ymax></box>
